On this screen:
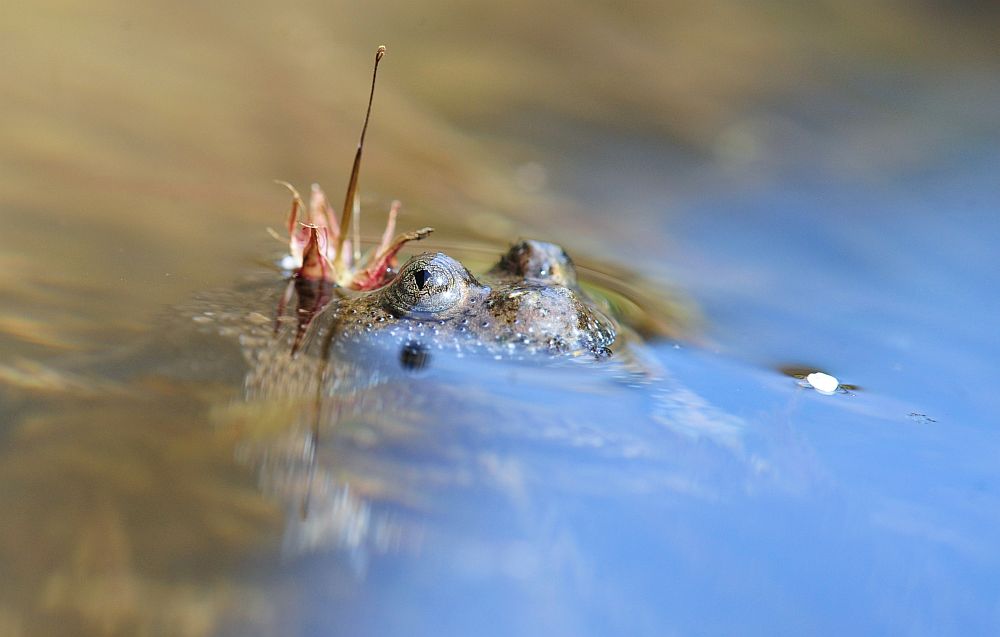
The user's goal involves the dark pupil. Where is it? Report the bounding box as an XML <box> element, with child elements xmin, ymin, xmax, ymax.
<box><xmin>413</xmin><ymin>268</ymin><xmax>430</xmax><ymax>290</ymax></box>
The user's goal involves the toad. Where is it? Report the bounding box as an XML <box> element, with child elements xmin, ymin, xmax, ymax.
<box><xmin>312</xmin><ymin>240</ymin><xmax>617</xmax><ymax>369</ymax></box>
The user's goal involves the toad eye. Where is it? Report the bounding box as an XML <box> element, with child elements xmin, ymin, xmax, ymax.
<box><xmin>382</xmin><ymin>253</ymin><xmax>478</xmax><ymax>316</ymax></box>
<box><xmin>493</xmin><ymin>240</ymin><xmax>578</xmax><ymax>287</ymax></box>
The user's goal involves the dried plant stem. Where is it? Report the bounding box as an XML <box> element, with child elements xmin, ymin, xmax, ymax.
<box><xmin>335</xmin><ymin>45</ymin><xmax>386</xmax><ymax>265</ymax></box>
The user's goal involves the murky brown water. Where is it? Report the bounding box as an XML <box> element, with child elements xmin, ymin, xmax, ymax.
<box><xmin>2</xmin><ymin>1</ymin><xmax>998</xmax><ymax>635</ymax></box>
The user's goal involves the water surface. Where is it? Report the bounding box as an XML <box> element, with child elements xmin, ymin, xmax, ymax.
<box><xmin>1</xmin><ymin>1</ymin><xmax>999</xmax><ymax>635</ymax></box>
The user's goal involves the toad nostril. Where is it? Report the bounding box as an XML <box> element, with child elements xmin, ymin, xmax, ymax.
<box><xmin>400</xmin><ymin>341</ymin><xmax>430</xmax><ymax>370</ymax></box>
<box><xmin>413</xmin><ymin>268</ymin><xmax>430</xmax><ymax>290</ymax></box>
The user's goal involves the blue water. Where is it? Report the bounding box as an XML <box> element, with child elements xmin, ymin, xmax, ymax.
<box><xmin>234</xmin><ymin>340</ymin><xmax>1000</xmax><ymax>635</ymax></box>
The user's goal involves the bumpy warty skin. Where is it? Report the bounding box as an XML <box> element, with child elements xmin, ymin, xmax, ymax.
<box><xmin>310</xmin><ymin>241</ymin><xmax>617</xmax><ymax>368</ymax></box>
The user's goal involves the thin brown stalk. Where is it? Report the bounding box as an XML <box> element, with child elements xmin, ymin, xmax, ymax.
<box><xmin>335</xmin><ymin>45</ymin><xmax>386</xmax><ymax>262</ymax></box>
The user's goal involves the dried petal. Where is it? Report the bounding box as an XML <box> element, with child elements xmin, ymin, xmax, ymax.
<box><xmin>274</xmin><ymin>180</ymin><xmax>305</xmax><ymax>236</ymax></box>
<box><xmin>340</xmin><ymin>238</ymin><xmax>353</xmax><ymax>271</ymax></box>
<box><xmin>297</xmin><ymin>226</ymin><xmax>335</xmax><ymax>282</ymax></box>
<box><xmin>377</xmin><ymin>200</ymin><xmax>401</xmax><ymax>256</ymax></box>
<box><xmin>349</xmin><ymin>227</ymin><xmax>433</xmax><ymax>290</ymax></box>
<box><xmin>308</xmin><ymin>184</ymin><xmax>339</xmax><ymax>240</ymax></box>
<box><xmin>275</xmin><ymin>181</ymin><xmax>312</xmax><ymax>265</ymax></box>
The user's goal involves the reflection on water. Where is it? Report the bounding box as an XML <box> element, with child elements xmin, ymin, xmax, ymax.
<box><xmin>0</xmin><ymin>372</ymin><xmax>282</xmax><ymax>634</ymax></box>
<box><xmin>192</xmin><ymin>266</ymin><xmax>767</xmax><ymax>636</ymax></box>
<box><xmin>0</xmin><ymin>253</ymin><xmax>720</xmax><ymax>635</ymax></box>
<box><xmin>2</xmin><ymin>0</ymin><xmax>1000</xmax><ymax>635</ymax></box>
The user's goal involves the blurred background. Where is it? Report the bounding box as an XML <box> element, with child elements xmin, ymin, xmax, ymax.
<box><xmin>1</xmin><ymin>1</ymin><xmax>999</xmax><ymax>635</ymax></box>
<box><xmin>3</xmin><ymin>0</ymin><xmax>996</xmax><ymax>355</ymax></box>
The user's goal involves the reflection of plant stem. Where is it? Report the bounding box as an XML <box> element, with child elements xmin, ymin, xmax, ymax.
<box><xmin>274</xmin><ymin>278</ymin><xmax>296</xmax><ymax>335</ymax></box>
<box><xmin>299</xmin><ymin>409</ymin><xmax>318</xmax><ymax>521</ymax></box>
<box><xmin>301</xmin><ymin>307</ymin><xmax>345</xmax><ymax>520</ymax></box>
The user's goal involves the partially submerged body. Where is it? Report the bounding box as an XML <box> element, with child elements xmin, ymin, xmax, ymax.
<box><xmin>309</xmin><ymin>240</ymin><xmax>618</xmax><ymax>370</ymax></box>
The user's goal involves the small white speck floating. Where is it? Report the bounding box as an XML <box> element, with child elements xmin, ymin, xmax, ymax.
<box><xmin>805</xmin><ymin>372</ymin><xmax>840</xmax><ymax>395</ymax></box>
